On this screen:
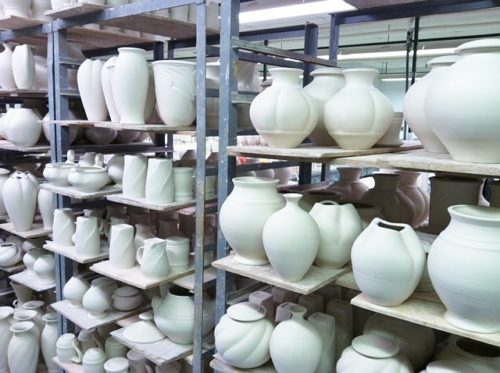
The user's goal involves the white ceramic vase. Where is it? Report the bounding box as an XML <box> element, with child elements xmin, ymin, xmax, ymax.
<box><xmin>136</xmin><ymin>237</ymin><xmax>169</xmax><ymax>278</ymax></box>
<box><xmin>78</xmin><ymin>59</ymin><xmax>108</xmax><ymax>121</ymax></box>
<box><xmin>145</xmin><ymin>158</ymin><xmax>174</xmax><ymax>205</ymax></box>
<box><xmin>324</xmin><ymin>68</ymin><xmax>394</xmax><ymax>150</ymax></box>
<box><xmin>309</xmin><ymin>312</ymin><xmax>336</xmax><ymax>373</ymax></box>
<box><xmin>310</xmin><ymin>201</ymin><xmax>363</xmax><ymax>269</ymax></box>
<box><xmin>165</xmin><ymin>236</ymin><xmax>190</xmax><ymax>273</ymax></box>
<box><xmin>4</xmin><ymin>108</ymin><xmax>41</xmax><ymax>147</ymax></box>
<box><xmin>82</xmin><ymin>283</ymin><xmax>111</xmax><ymax>319</ymax></box>
<box><xmin>396</xmin><ymin>171</ymin><xmax>430</xmax><ymax>227</ymax></box>
<box><xmin>429</xmin><ymin>205</ymin><xmax>500</xmax><ymax>332</ymax></box>
<box><xmin>403</xmin><ymin>55</ymin><xmax>458</xmax><ymax>153</ymax></box>
<box><xmin>12</xmin><ymin>45</ymin><xmax>35</xmax><ymax>89</ymax></box>
<box><xmin>8</xmin><ymin>321</ymin><xmax>39</xmax><ymax>373</ymax></box>
<box><xmin>38</xmin><ymin>188</ymin><xmax>54</xmax><ymax>230</ymax></box>
<box><xmin>0</xmin><ymin>44</ymin><xmax>15</xmax><ymax>90</ymax></box>
<box><xmin>219</xmin><ymin>176</ymin><xmax>284</xmax><ymax>265</ymax></box>
<box><xmin>122</xmin><ymin>154</ymin><xmax>147</xmax><ymax>198</ymax></box>
<box><xmin>152</xmin><ymin>60</ymin><xmax>196</xmax><ymax>127</ymax></box>
<box><xmin>0</xmin><ymin>307</ymin><xmax>14</xmax><ymax>373</ymax></box>
<box><xmin>303</xmin><ymin>67</ymin><xmax>345</xmax><ymax>146</ymax></box>
<box><xmin>101</xmin><ymin>56</ymin><xmax>119</xmax><ymax>122</ymax></box>
<box><xmin>73</xmin><ymin>216</ymin><xmax>101</xmax><ymax>259</ymax></box>
<box><xmin>52</xmin><ymin>208</ymin><xmax>75</xmax><ymax>246</ymax></box>
<box><xmin>113</xmin><ymin>47</ymin><xmax>149</xmax><ymax>124</ymax></box>
<box><xmin>215</xmin><ymin>302</ymin><xmax>273</xmax><ymax>369</ymax></box>
<box><xmin>329</xmin><ymin>167</ymin><xmax>369</xmax><ymax>201</ymax></box>
<box><xmin>250</xmin><ymin>67</ymin><xmax>318</xmax><ymax>148</ymax></box>
<box><xmin>63</xmin><ymin>275</ymin><xmax>90</xmax><ymax>308</ymax></box>
<box><xmin>41</xmin><ymin>313</ymin><xmax>59</xmax><ymax>373</ymax></box>
<box><xmin>3</xmin><ymin>171</ymin><xmax>37</xmax><ymax>231</ymax></box>
<box><xmin>0</xmin><ymin>168</ymin><xmax>9</xmax><ymax>216</ymax></box>
<box><xmin>109</xmin><ymin>223</ymin><xmax>135</xmax><ymax>269</ymax></box>
<box><xmin>33</xmin><ymin>254</ymin><xmax>56</xmax><ymax>284</ymax></box>
<box><xmin>351</xmin><ymin>218</ymin><xmax>425</xmax><ymax>306</ymax></box>
<box><xmin>83</xmin><ymin>347</ymin><xmax>106</xmax><ymax>373</ymax></box>
<box><xmin>426</xmin><ymin>39</ymin><xmax>500</xmax><ymax>163</ymax></box>
<box><xmin>263</xmin><ymin>193</ymin><xmax>319</xmax><ymax>281</ymax></box>
<box><xmin>173</xmin><ymin>167</ymin><xmax>193</xmax><ymax>202</ymax></box>
<box><xmin>2</xmin><ymin>0</ymin><xmax>31</xmax><ymax>17</ymax></box>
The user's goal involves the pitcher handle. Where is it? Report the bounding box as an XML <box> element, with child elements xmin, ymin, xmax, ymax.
<box><xmin>71</xmin><ymin>340</ymin><xmax>83</xmax><ymax>364</ymax></box>
<box><xmin>136</xmin><ymin>246</ymin><xmax>145</xmax><ymax>265</ymax></box>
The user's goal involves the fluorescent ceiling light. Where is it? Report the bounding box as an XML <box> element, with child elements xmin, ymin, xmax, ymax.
<box><xmin>320</xmin><ymin>48</ymin><xmax>456</xmax><ymax>61</ymax></box>
<box><xmin>239</xmin><ymin>1</ymin><xmax>355</xmax><ymax>24</ymax></box>
<box><xmin>381</xmin><ymin>77</ymin><xmax>422</xmax><ymax>82</ymax></box>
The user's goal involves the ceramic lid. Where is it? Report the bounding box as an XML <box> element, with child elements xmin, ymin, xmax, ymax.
<box><xmin>455</xmin><ymin>38</ymin><xmax>500</xmax><ymax>54</ymax></box>
<box><xmin>351</xmin><ymin>335</ymin><xmax>399</xmax><ymax>359</ymax></box>
<box><xmin>104</xmin><ymin>357</ymin><xmax>129</xmax><ymax>371</ymax></box>
<box><xmin>23</xmin><ymin>300</ymin><xmax>44</xmax><ymax>309</ymax></box>
<box><xmin>227</xmin><ymin>302</ymin><xmax>266</xmax><ymax>322</ymax></box>
<box><xmin>123</xmin><ymin>319</ymin><xmax>165</xmax><ymax>344</ymax></box>
<box><xmin>83</xmin><ymin>347</ymin><xmax>106</xmax><ymax>364</ymax></box>
<box><xmin>114</xmin><ymin>286</ymin><xmax>139</xmax><ymax>297</ymax></box>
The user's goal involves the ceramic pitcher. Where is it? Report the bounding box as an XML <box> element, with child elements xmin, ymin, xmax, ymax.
<box><xmin>73</xmin><ymin>216</ymin><xmax>101</xmax><ymax>259</ymax></box>
<box><xmin>136</xmin><ymin>237</ymin><xmax>169</xmax><ymax>278</ymax></box>
<box><xmin>52</xmin><ymin>208</ymin><xmax>76</xmax><ymax>246</ymax></box>
<box><xmin>122</xmin><ymin>154</ymin><xmax>147</xmax><ymax>198</ymax></box>
<box><xmin>145</xmin><ymin>158</ymin><xmax>174</xmax><ymax>205</ymax></box>
<box><xmin>109</xmin><ymin>224</ymin><xmax>135</xmax><ymax>269</ymax></box>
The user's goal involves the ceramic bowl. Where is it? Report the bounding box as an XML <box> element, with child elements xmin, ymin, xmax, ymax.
<box><xmin>0</xmin><ymin>242</ymin><xmax>21</xmax><ymax>267</ymax></box>
<box><xmin>112</xmin><ymin>286</ymin><xmax>143</xmax><ymax>311</ymax></box>
<box><xmin>68</xmin><ymin>166</ymin><xmax>111</xmax><ymax>192</ymax></box>
<box><xmin>43</xmin><ymin>162</ymin><xmax>76</xmax><ymax>186</ymax></box>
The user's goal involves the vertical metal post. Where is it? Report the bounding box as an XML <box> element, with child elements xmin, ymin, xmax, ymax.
<box><xmin>216</xmin><ymin>0</ymin><xmax>239</xmax><ymax>323</ymax></box>
<box><xmin>193</xmin><ymin>1</ymin><xmax>207</xmax><ymax>371</ymax></box>
<box><xmin>165</xmin><ymin>41</ymin><xmax>175</xmax><ymax>159</ymax></box>
<box><xmin>411</xmin><ymin>16</ymin><xmax>420</xmax><ymax>85</ymax></box>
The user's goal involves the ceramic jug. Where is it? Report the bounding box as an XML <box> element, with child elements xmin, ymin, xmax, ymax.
<box><xmin>0</xmin><ymin>307</ymin><xmax>14</xmax><ymax>373</ymax></box>
<box><xmin>77</xmin><ymin>59</ymin><xmax>108</xmax><ymax>121</ymax></box>
<box><xmin>73</xmin><ymin>216</ymin><xmax>101</xmax><ymax>259</ymax></box>
<box><xmin>41</xmin><ymin>313</ymin><xmax>59</xmax><ymax>373</ymax></box>
<box><xmin>136</xmin><ymin>237</ymin><xmax>169</xmax><ymax>278</ymax></box>
<box><xmin>173</xmin><ymin>167</ymin><xmax>194</xmax><ymax>202</ymax></box>
<box><xmin>145</xmin><ymin>158</ymin><xmax>174</xmax><ymax>205</ymax></box>
<box><xmin>122</xmin><ymin>154</ymin><xmax>147</xmax><ymax>198</ymax></box>
<box><xmin>56</xmin><ymin>333</ymin><xmax>83</xmax><ymax>364</ymax></box>
<box><xmin>0</xmin><ymin>44</ymin><xmax>15</xmax><ymax>89</ymax></box>
<box><xmin>8</xmin><ymin>321</ymin><xmax>39</xmax><ymax>373</ymax></box>
<box><xmin>12</xmin><ymin>45</ymin><xmax>35</xmax><ymax>89</ymax></box>
<box><xmin>165</xmin><ymin>236</ymin><xmax>189</xmax><ymax>273</ymax></box>
<box><xmin>109</xmin><ymin>223</ymin><xmax>135</xmax><ymax>269</ymax></box>
<box><xmin>52</xmin><ymin>208</ymin><xmax>76</xmax><ymax>246</ymax></box>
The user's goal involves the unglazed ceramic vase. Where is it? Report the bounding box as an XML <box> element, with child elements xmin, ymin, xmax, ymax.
<box><xmin>270</xmin><ymin>303</ymin><xmax>322</xmax><ymax>373</ymax></box>
<box><xmin>152</xmin><ymin>60</ymin><xmax>196</xmax><ymax>127</ymax></box>
<box><xmin>361</xmin><ymin>173</ymin><xmax>416</xmax><ymax>225</ymax></box>
<box><xmin>12</xmin><ymin>45</ymin><xmax>34</xmax><ymax>89</ymax></box>
<box><xmin>113</xmin><ymin>48</ymin><xmax>149</xmax><ymax>124</ymax></box>
<box><xmin>303</xmin><ymin>67</ymin><xmax>345</xmax><ymax>146</ymax></box>
<box><xmin>429</xmin><ymin>205</ymin><xmax>500</xmax><ymax>332</ymax></box>
<box><xmin>101</xmin><ymin>56</ymin><xmax>119</xmax><ymax>122</ymax></box>
<box><xmin>310</xmin><ymin>201</ymin><xmax>363</xmax><ymax>269</ymax></box>
<box><xmin>0</xmin><ymin>168</ymin><xmax>9</xmax><ymax>216</ymax></box>
<box><xmin>122</xmin><ymin>154</ymin><xmax>147</xmax><ymax>198</ymax></box>
<box><xmin>2</xmin><ymin>0</ymin><xmax>31</xmax><ymax>17</ymax></box>
<box><xmin>351</xmin><ymin>218</ymin><xmax>425</xmax><ymax>306</ymax></box>
<box><xmin>363</xmin><ymin>313</ymin><xmax>435</xmax><ymax>370</ymax></box>
<box><xmin>38</xmin><ymin>188</ymin><xmax>54</xmax><ymax>230</ymax></box>
<box><xmin>22</xmin><ymin>247</ymin><xmax>44</xmax><ymax>275</ymax></box>
<box><xmin>4</xmin><ymin>108</ymin><xmax>41</xmax><ymax>147</ymax></box>
<box><xmin>263</xmin><ymin>194</ymin><xmax>319</xmax><ymax>281</ymax></box>
<box><xmin>82</xmin><ymin>283</ymin><xmax>112</xmax><ymax>319</ymax></box>
<box><xmin>403</xmin><ymin>55</ymin><xmax>458</xmax><ymax>153</ymax></box>
<box><xmin>106</xmin><ymin>154</ymin><xmax>124</xmax><ymax>185</ymax></box>
<box><xmin>376</xmin><ymin>112</ymin><xmax>403</xmax><ymax>146</ymax></box>
<box><xmin>8</xmin><ymin>321</ymin><xmax>39</xmax><ymax>373</ymax></box>
<box><xmin>220</xmin><ymin>177</ymin><xmax>285</xmax><ymax>265</ymax></box>
<box><xmin>0</xmin><ymin>44</ymin><xmax>16</xmax><ymax>90</ymax></box>
<box><xmin>324</xmin><ymin>68</ymin><xmax>394</xmax><ymax>150</ymax></box>
<box><xmin>173</xmin><ymin>167</ymin><xmax>193</xmax><ymax>202</ymax></box>
<box><xmin>33</xmin><ymin>254</ymin><xmax>56</xmax><ymax>284</ymax></box>
<box><xmin>31</xmin><ymin>0</ymin><xmax>52</xmax><ymax>21</ymax></box>
<box><xmin>109</xmin><ymin>224</ymin><xmax>135</xmax><ymax>269</ymax></box>
<box><xmin>145</xmin><ymin>158</ymin><xmax>174</xmax><ymax>205</ymax></box>
<box><xmin>0</xmin><ymin>307</ymin><xmax>14</xmax><ymax>373</ymax></box>
<box><xmin>3</xmin><ymin>171</ymin><xmax>37</xmax><ymax>231</ymax></box>
<box><xmin>337</xmin><ymin>335</ymin><xmax>412</xmax><ymax>373</ymax></box>
<box><xmin>215</xmin><ymin>302</ymin><xmax>273</xmax><ymax>369</ymax></box>
<box><xmin>53</xmin><ymin>208</ymin><xmax>75</xmax><ymax>246</ymax></box>
<box><xmin>73</xmin><ymin>216</ymin><xmax>101</xmax><ymax>259</ymax></box>
<box><xmin>63</xmin><ymin>275</ymin><xmax>90</xmax><ymax>308</ymax></box>
<box><xmin>165</xmin><ymin>236</ymin><xmax>190</xmax><ymax>273</ymax></box>
<box><xmin>329</xmin><ymin>167</ymin><xmax>369</xmax><ymax>201</ymax></box>
<box><xmin>426</xmin><ymin>39</ymin><xmax>500</xmax><ymax>163</ymax></box>
<box><xmin>250</xmin><ymin>68</ymin><xmax>318</xmax><ymax>148</ymax></box>
<box><xmin>136</xmin><ymin>237</ymin><xmax>169</xmax><ymax>278</ymax></box>
<box><xmin>396</xmin><ymin>171</ymin><xmax>430</xmax><ymax>227</ymax></box>
<box><xmin>41</xmin><ymin>313</ymin><xmax>59</xmax><ymax>373</ymax></box>
<box><xmin>78</xmin><ymin>59</ymin><xmax>108</xmax><ymax>121</ymax></box>
<box><xmin>309</xmin><ymin>312</ymin><xmax>336</xmax><ymax>373</ymax></box>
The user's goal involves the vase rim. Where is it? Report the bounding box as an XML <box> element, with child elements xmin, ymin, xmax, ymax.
<box><xmin>117</xmin><ymin>47</ymin><xmax>147</xmax><ymax>54</ymax></box>
<box><xmin>151</xmin><ymin>60</ymin><xmax>196</xmax><ymax>67</ymax></box>
<box><xmin>427</xmin><ymin>54</ymin><xmax>459</xmax><ymax>68</ymax></box>
<box><xmin>9</xmin><ymin>321</ymin><xmax>35</xmax><ymax>333</ymax></box>
<box><xmin>373</xmin><ymin>217</ymin><xmax>410</xmax><ymax>232</ymax></box>
<box><xmin>352</xmin><ymin>335</ymin><xmax>399</xmax><ymax>359</ymax></box>
<box><xmin>42</xmin><ymin>312</ymin><xmax>58</xmax><ymax>322</ymax></box>
<box><xmin>233</xmin><ymin>176</ymin><xmax>279</xmax><ymax>186</ymax></box>
<box><xmin>268</xmin><ymin>67</ymin><xmax>302</xmax><ymax>75</ymax></box>
<box><xmin>227</xmin><ymin>302</ymin><xmax>266</xmax><ymax>322</ymax></box>
<box><xmin>311</xmin><ymin>67</ymin><xmax>343</xmax><ymax>76</ymax></box>
<box><xmin>448</xmin><ymin>204</ymin><xmax>500</xmax><ymax>222</ymax></box>
<box><xmin>456</xmin><ymin>38</ymin><xmax>500</xmax><ymax>54</ymax></box>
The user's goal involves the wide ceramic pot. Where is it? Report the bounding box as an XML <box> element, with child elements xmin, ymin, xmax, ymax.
<box><xmin>68</xmin><ymin>166</ymin><xmax>110</xmax><ymax>192</ymax></box>
<box><xmin>219</xmin><ymin>177</ymin><xmax>285</xmax><ymax>265</ymax></box>
<box><xmin>324</xmin><ymin>68</ymin><xmax>394</xmax><ymax>150</ymax></box>
<box><xmin>3</xmin><ymin>171</ymin><xmax>37</xmax><ymax>232</ymax></box>
<box><xmin>2</xmin><ymin>0</ymin><xmax>31</xmax><ymax>17</ymax></box>
<box><xmin>337</xmin><ymin>335</ymin><xmax>412</xmax><ymax>373</ymax></box>
<box><xmin>63</xmin><ymin>275</ymin><xmax>90</xmax><ymax>308</ymax></box>
<box><xmin>0</xmin><ymin>242</ymin><xmax>22</xmax><ymax>267</ymax></box>
<box><xmin>351</xmin><ymin>218</ymin><xmax>425</xmax><ymax>306</ymax></box>
<box><xmin>403</xmin><ymin>55</ymin><xmax>458</xmax><ymax>153</ymax></box>
<box><xmin>310</xmin><ymin>201</ymin><xmax>363</xmax><ymax>269</ymax></box>
<box><xmin>215</xmin><ymin>302</ymin><xmax>274</xmax><ymax>369</ymax></box>
<box><xmin>152</xmin><ymin>60</ymin><xmax>196</xmax><ymax>127</ymax></box>
<box><xmin>328</xmin><ymin>167</ymin><xmax>369</xmax><ymax>201</ymax></box>
<box><xmin>4</xmin><ymin>108</ymin><xmax>41</xmax><ymax>147</ymax></box>
<box><xmin>112</xmin><ymin>286</ymin><xmax>143</xmax><ymax>312</ymax></box>
<box><xmin>304</xmin><ymin>67</ymin><xmax>344</xmax><ymax>146</ymax></box>
<box><xmin>101</xmin><ymin>56</ymin><xmax>119</xmax><ymax>123</ymax></box>
<box><xmin>78</xmin><ymin>59</ymin><xmax>108</xmax><ymax>121</ymax></box>
<box><xmin>426</xmin><ymin>39</ymin><xmax>500</xmax><ymax>163</ymax></box>
<box><xmin>43</xmin><ymin>162</ymin><xmax>74</xmax><ymax>187</ymax></box>
<box><xmin>250</xmin><ymin>67</ymin><xmax>318</xmax><ymax>148</ymax></box>
<box><xmin>113</xmin><ymin>48</ymin><xmax>149</xmax><ymax>124</ymax></box>
<box><xmin>0</xmin><ymin>44</ymin><xmax>16</xmax><ymax>90</ymax></box>
<box><xmin>41</xmin><ymin>312</ymin><xmax>59</xmax><ymax>373</ymax></box>
<box><xmin>8</xmin><ymin>321</ymin><xmax>39</xmax><ymax>373</ymax></box>
<box><xmin>429</xmin><ymin>205</ymin><xmax>500</xmax><ymax>333</ymax></box>
<box><xmin>0</xmin><ymin>307</ymin><xmax>14</xmax><ymax>373</ymax></box>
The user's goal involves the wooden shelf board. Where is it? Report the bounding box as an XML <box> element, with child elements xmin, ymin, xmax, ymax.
<box><xmin>69</xmin><ymin>142</ymin><xmax>164</xmax><ymax>155</ymax></box>
<box><xmin>210</xmin><ymin>355</ymin><xmax>276</xmax><ymax>373</ymax></box>
<box><xmin>68</xmin><ymin>26</ymin><xmax>154</xmax><ymax>51</ymax></box>
<box><xmin>0</xmin><ymin>221</ymin><xmax>51</xmax><ymax>239</ymax></box>
<box><xmin>0</xmin><ymin>15</ymin><xmax>45</xmax><ymax>30</ymax></box>
<box><xmin>43</xmin><ymin>240</ymin><xmax>109</xmax><ymax>264</ymax></box>
<box><xmin>106</xmin><ymin>194</ymin><xmax>201</xmax><ymax>213</ymax></box>
<box><xmin>52</xmin><ymin>356</ymin><xmax>84</xmax><ymax>373</ymax></box>
<box><xmin>42</xmin><ymin>120</ymin><xmax>95</xmax><ymax>128</ymax></box>
<box><xmin>212</xmin><ymin>253</ymin><xmax>350</xmax><ymax>295</ymax></box>
<box><xmin>0</xmin><ymin>263</ymin><xmax>25</xmax><ymax>274</ymax></box>
<box><xmin>10</xmin><ymin>270</ymin><xmax>55</xmax><ymax>292</ymax></box>
<box><xmin>41</xmin><ymin>183</ymin><xmax>122</xmax><ymax>200</ymax></box>
<box><xmin>90</xmin><ymin>260</ymin><xmax>195</xmax><ymax>290</ymax></box>
<box><xmin>0</xmin><ymin>140</ymin><xmax>50</xmax><ymax>154</ymax></box>
<box><xmin>351</xmin><ymin>293</ymin><xmax>500</xmax><ymax>348</ymax></box>
<box><xmin>45</xmin><ymin>3</ymin><xmax>107</xmax><ymax>18</ymax></box>
<box><xmin>0</xmin><ymin>89</ymin><xmax>48</xmax><ymax>98</ymax></box>
<box><xmin>226</xmin><ymin>141</ymin><xmax>422</xmax><ymax>162</ymax></box>
<box><xmin>332</xmin><ymin>149</ymin><xmax>500</xmax><ymax>177</ymax></box>
<box><xmin>51</xmin><ymin>299</ymin><xmax>150</xmax><ymax>331</ymax></box>
<box><xmin>95</xmin><ymin>121</ymin><xmax>196</xmax><ymax>133</ymax></box>
<box><xmin>115</xmin><ymin>314</ymin><xmax>140</xmax><ymax>328</ymax></box>
<box><xmin>172</xmin><ymin>267</ymin><xmax>217</xmax><ymax>290</ymax></box>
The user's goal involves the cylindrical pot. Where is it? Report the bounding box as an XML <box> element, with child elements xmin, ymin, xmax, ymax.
<box><xmin>220</xmin><ymin>176</ymin><xmax>284</xmax><ymax>265</ymax></box>
<box><xmin>113</xmin><ymin>48</ymin><xmax>149</xmax><ymax>124</ymax></box>
<box><xmin>324</xmin><ymin>68</ymin><xmax>394</xmax><ymax>150</ymax></box>
<box><xmin>403</xmin><ymin>55</ymin><xmax>458</xmax><ymax>153</ymax></box>
<box><xmin>4</xmin><ymin>108</ymin><xmax>41</xmax><ymax>147</ymax></box>
<box><xmin>52</xmin><ymin>208</ymin><xmax>76</xmax><ymax>246</ymax></box>
<box><xmin>8</xmin><ymin>321</ymin><xmax>39</xmax><ymax>373</ymax></box>
<box><xmin>250</xmin><ymin>67</ymin><xmax>318</xmax><ymax>148</ymax></box>
<box><xmin>429</xmin><ymin>205</ymin><xmax>500</xmax><ymax>332</ymax></box>
<box><xmin>426</xmin><ymin>39</ymin><xmax>500</xmax><ymax>163</ymax></box>
<box><xmin>106</xmin><ymin>154</ymin><xmax>124</xmax><ymax>185</ymax></box>
<box><xmin>41</xmin><ymin>312</ymin><xmax>59</xmax><ymax>373</ymax></box>
<box><xmin>165</xmin><ymin>236</ymin><xmax>190</xmax><ymax>273</ymax></box>
<box><xmin>109</xmin><ymin>223</ymin><xmax>135</xmax><ymax>269</ymax></box>
<box><xmin>38</xmin><ymin>188</ymin><xmax>54</xmax><ymax>230</ymax></box>
<box><xmin>122</xmin><ymin>154</ymin><xmax>147</xmax><ymax>198</ymax></box>
<box><xmin>376</xmin><ymin>111</ymin><xmax>403</xmax><ymax>146</ymax></box>
<box><xmin>0</xmin><ymin>44</ymin><xmax>16</xmax><ymax>90</ymax></box>
<box><xmin>328</xmin><ymin>167</ymin><xmax>369</xmax><ymax>201</ymax></box>
<box><xmin>173</xmin><ymin>167</ymin><xmax>193</xmax><ymax>202</ymax></box>
<box><xmin>351</xmin><ymin>218</ymin><xmax>425</xmax><ymax>306</ymax></box>
<box><xmin>152</xmin><ymin>60</ymin><xmax>196</xmax><ymax>127</ymax></box>
<box><xmin>73</xmin><ymin>216</ymin><xmax>101</xmax><ymax>259</ymax></box>
<box><xmin>3</xmin><ymin>171</ymin><xmax>37</xmax><ymax>232</ymax></box>
<box><xmin>77</xmin><ymin>59</ymin><xmax>108</xmax><ymax>121</ymax></box>
<box><xmin>303</xmin><ymin>67</ymin><xmax>344</xmax><ymax>146</ymax></box>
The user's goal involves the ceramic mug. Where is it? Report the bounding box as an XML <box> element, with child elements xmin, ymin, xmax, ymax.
<box><xmin>56</xmin><ymin>333</ymin><xmax>83</xmax><ymax>363</ymax></box>
<box><xmin>165</xmin><ymin>236</ymin><xmax>190</xmax><ymax>272</ymax></box>
<box><xmin>52</xmin><ymin>208</ymin><xmax>75</xmax><ymax>246</ymax></box>
<box><xmin>136</xmin><ymin>237</ymin><xmax>169</xmax><ymax>278</ymax></box>
<box><xmin>109</xmin><ymin>224</ymin><xmax>135</xmax><ymax>269</ymax></box>
<box><xmin>73</xmin><ymin>216</ymin><xmax>101</xmax><ymax>259</ymax></box>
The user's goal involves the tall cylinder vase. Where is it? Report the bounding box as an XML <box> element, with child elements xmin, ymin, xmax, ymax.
<box><xmin>8</xmin><ymin>321</ymin><xmax>39</xmax><ymax>373</ymax></box>
<box><xmin>0</xmin><ymin>307</ymin><xmax>14</xmax><ymax>373</ymax></box>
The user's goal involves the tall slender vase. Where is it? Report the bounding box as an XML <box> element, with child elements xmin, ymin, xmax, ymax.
<box><xmin>41</xmin><ymin>313</ymin><xmax>59</xmax><ymax>373</ymax></box>
<box><xmin>78</xmin><ymin>59</ymin><xmax>108</xmax><ymax>121</ymax></box>
<box><xmin>0</xmin><ymin>307</ymin><xmax>14</xmax><ymax>373</ymax></box>
<box><xmin>38</xmin><ymin>189</ymin><xmax>54</xmax><ymax>230</ymax></box>
<box><xmin>0</xmin><ymin>44</ymin><xmax>16</xmax><ymax>90</ymax></box>
<box><xmin>8</xmin><ymin>321</ymin><xmax>39</xmax><ymax>373</ymax></box>
<box><xmin>12</xmin><ymin>45</ymin><xmax>34</xmax><ymax>89</ymax></box>
<box><xmin>3</xmin><ymin>172</ymin><xmax>37</xmax><ymax>232</ymax></box>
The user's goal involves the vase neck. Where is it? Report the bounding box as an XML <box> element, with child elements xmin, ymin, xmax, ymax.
<box><xmin>338</xmin><ymin>167</ymin><xmax>362</xmax><ymax>183</ymax></box>
<box><xmin>283</xmin><ymin>193</ymin><xmax>302</xmax><ymax>206</ymax></box>
<box><xmin>270</xmin><ymin>68</ymin><xmax>302</xmax><ymax>87</ymax></box>
<box><xmin>373</xmin><ymin>174</ymin><xmax>400</xmax><ymax>192</ymax></box>
<box><xmin>344</xmin><ymin>69</ymin><xmax>378</xmax><ymax>87</ymax></box>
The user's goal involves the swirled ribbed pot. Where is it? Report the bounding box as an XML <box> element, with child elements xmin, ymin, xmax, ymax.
<box><xmin>122</xmin><ymin>154</ymin><xmax>147</xmax><ymax>198</ymax></box>
<box><xmin>8</xmin><ymin>321</ymin><xmax>39</xmax><ymax>373</ymax></box>
<box><xmin>145</xmin><ymin>158</ymin><xmax>173</xmax><ymax>205</ymax></box>
<box><xmin>2</xmin><ymin>171</ymin><xmax>37</xmax><ymax>232</ymax></box>
<box><xmin>250</xmin><ymin>67</ymin><xmax>318</xmax><ymax>148</ymax></box>
<box><xmin>0</xmin><ymin>44</ymin><xmax>16</xmax><ymax>90</ymax></box>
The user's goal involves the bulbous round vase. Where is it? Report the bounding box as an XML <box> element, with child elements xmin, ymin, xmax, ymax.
<box><xmin>4</xmin><ymin>108</ymin><xmax>41</xmax><ymax>147</ymax></box>
<box><xmin>12</xmin><ymin>45</ymin><xmax>34</xmax><ymax>89</ymax></box>
<box><xmin>0</xmin><ymin>44</ymin><xmax>16</xmax><ymax>90</ymax></box>
<box><xmin>63</xmin><ymin>275</ymin><xmax>90</xmax><ymax>308</ymax></box>
<box><xmin>328</xmin><ymin>167</ymin><xmax>369</xmax><ymax>201</ymax></box>
<box><xmin>303</xmin><ymin>67</ymin><xmax>344</xmax><ymax>146</ymax></box>
<box><xmin>219</xmin><ymin>177</ymin><xmax>284</xmax><ymax>265</ymax></box>
<box><xmin>33</xmin><ymin>254</ymin><xmax>56</xmax><ymax>285</ymax></box>
<box><xmin>324</xmin><ymin>68</ymin><xmax>394</xmax><ymax>150</ymax></box>
<box><xmin>82</xmin><ymin>283</ymin><xmax>111</xmax><ymax>319</ymax></box>
<box><xmin>351</xmin><ymin>218</ymin><xmax>425</xmax><ymax>306</ymax></box>
<box><xmin>403</xmin><ymin>55</ymin><xmax>458</xmax><ymax>153</ymax></box>
<box><xmin>426</xmin><ymin>39</ymin><xmax>500</xmax><ymax>163</ymax></box>
<box><xmin>77</xmin><ymin>59</ymin><xmax>108</xmax><ymax>121</ymax></box>
<box><xmin>249</xmin><ymin>67</ymin><xmax>318</xmax><ymax>148</ymax></box>
<box><xmin>3</xmin><ymin>171</ymin><xmax>37</xmax><ymax>232</ymax></box>
<box><xmin>395</xmin><ymin>171</ymin><xmax>430</xmax><ymax>227</ymax></box>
